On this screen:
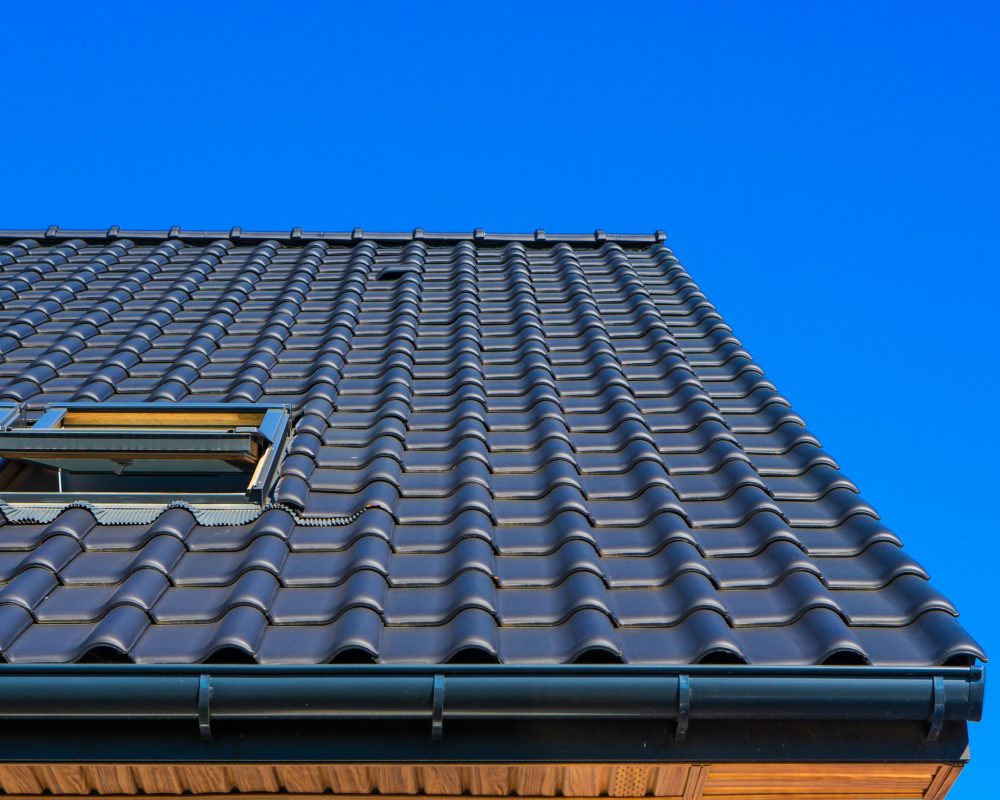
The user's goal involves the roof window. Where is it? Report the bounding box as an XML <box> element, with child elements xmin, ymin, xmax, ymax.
<box><xmin>0</xmin><ymin>403</ymin><xmax>290</xmax><ymax>506</ymax></box>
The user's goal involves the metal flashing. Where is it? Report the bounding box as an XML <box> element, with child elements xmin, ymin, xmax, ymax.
<box><xmin>0</xmin><ymin>499</ymin><xmax>365</xmax><ymax>527</ymax></box>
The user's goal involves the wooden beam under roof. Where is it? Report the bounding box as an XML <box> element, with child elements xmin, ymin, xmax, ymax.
<box><xmin>0</xmin><ymin>762</ymin><xmax>964</xmax><ymax>799</ymax></box>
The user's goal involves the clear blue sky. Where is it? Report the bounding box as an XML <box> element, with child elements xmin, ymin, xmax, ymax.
<box><xmin>2</xmin><ymin>1</ymin><xmax>998</xmax><ymax>793</ymax></box>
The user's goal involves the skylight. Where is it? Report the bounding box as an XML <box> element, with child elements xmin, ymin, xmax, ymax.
<box><xmin>0</xmin><ymin>403</ymin><xmax>290</xmax><ymax>506</ymax></box>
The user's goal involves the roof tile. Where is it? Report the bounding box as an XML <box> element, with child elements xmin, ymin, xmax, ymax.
<box><xmin>0</xmin><ymin>235</ymin><xmax>983</xmax><ymax>665</ymax></box>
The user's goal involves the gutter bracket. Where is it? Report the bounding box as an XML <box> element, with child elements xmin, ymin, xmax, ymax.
<box><xmin>927</xmin><ymin>675</ymin><xmax>945</xmax><ymax>741</ymax></box>
<box><xmin>431</xmin><ymin>673</ymin><xmax>445</xmax><ymax>741</ymax></box>
<box><xmin>198</xmin><ymin>674</ymin><xmax>213</xmax><ymax>741</ymax></box>
<box><xmin>674</xmin><ymin>674</ymin><xmax>690</xmax><ymax>741</ymax></box>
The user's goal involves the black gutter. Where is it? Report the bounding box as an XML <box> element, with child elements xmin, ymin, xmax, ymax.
<box><xmin>0</xmin><ymin>665</ymin><xmax>983</xmax><ymax>734</ymax></box>
<box><xmin>0</xmin><ymin>227</ymin><xmax>668</xmax><ymax>247</ymax></box>
<box><xmin>0</xmin><ymin>665</ymin><xmax>982</xmax><ymax>764</ymax></box>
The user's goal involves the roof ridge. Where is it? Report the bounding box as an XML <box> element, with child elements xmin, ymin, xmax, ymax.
<box><xmin>0</xmin><ymin>227</ymin><xmax>668</xmax><ymax>247</ymax></box>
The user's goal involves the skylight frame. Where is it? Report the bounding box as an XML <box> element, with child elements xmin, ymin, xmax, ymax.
<box><xmin>0</xmin><ymin>402</ymin><xmax>291</xmax><ymax>507</ymax></box>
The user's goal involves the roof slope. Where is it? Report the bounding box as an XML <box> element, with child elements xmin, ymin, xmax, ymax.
<box><xmin>0</xmin><ymin>232</ymin><xmax>983</xmax><ymax>666</ymax></box>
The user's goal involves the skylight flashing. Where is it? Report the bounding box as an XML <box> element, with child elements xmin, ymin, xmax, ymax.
<box><xmin>0</xmin><ymin>404</ymin><xmax>19</xmax><ymax>431</ymax></box>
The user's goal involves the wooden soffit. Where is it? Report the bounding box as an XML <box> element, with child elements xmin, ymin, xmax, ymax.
<box><xmin>0</xmin><ymin>762</ymin><xmax>963</xmax><ymax>800</ymax></box>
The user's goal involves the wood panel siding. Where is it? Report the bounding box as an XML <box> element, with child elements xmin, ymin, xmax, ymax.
<box><xmin>0</xmin><ymin>763</ymin><xmax>962</xmax><ymax>799</ymax></box>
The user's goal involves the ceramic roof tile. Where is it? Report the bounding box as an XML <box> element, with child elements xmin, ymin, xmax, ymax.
<box><xmin>0</xmin><ymin>232</ymin><xmax>983</xmax><ymax>666</ymax></box>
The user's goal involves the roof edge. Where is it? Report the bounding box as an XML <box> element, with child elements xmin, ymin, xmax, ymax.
<box><xmin>0</xmin><ymin>665</ymin><xmax>981</xmax><ymax>763</ymax></box>
<box><xmin>0</xmin><ymin>227</ymin><xmax>668</xmax><ymax>247</ymax></box>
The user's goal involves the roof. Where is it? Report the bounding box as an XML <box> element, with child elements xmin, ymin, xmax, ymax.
<box><xmin>0</xmin><ymin>229</ymin><xmax>984</xmax><ymax>667</ymax></box>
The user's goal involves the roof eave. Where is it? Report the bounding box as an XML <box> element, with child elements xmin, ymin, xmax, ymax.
<box><xmin>0</xmin><ymin>663</ymin><xmax>983</xmax><ymax>763</ymax></box>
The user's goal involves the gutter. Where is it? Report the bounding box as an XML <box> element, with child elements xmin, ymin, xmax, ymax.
<box><xmin>0</xmin><ymin>664</ymin><xmax>983</xmax><ymax>744</ymax></box>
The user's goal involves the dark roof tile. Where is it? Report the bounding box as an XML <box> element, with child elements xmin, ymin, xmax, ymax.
<box><xmin>0</xmin><ymin>566</ymin><xmax>60</xmax><ymax>611</ymax></box>
<box><xmin>255</xmin><ymin>608</ymin><xmax>383</xmax><ymax>664</ymax></box>
<box><xmin>7</xmin><ymin>604</ymin><xmax>150</xmax><ymax>663</ymax></box>
<box><xmin>380</xmin><ymin>608</ymin><xmax>501</xmax><ymax>664</ymax></box>
<box><xmin>60</xmin><ymin>536</ymin><xmax>185</xmax><ymax>584</ymax></box>
<box><xmin>131</xmin><ymin>605</ymin><xmax>268</xmax><ymax>664</ymax></box>
<box><xmin>499</xmin><ymin>609</ymin><xmax>622</xmax><ymax>664</ymax></box>
<box><xmin>0</xmin><ymin>234</ymin><xmax>982</xmax><ymax>666</ymax></box>
<box><xmin>35</xmin><ymin>568</ymin><xmax>169</xmax><ymax>622</ymax></box>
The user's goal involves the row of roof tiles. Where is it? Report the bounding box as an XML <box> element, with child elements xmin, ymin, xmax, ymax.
<box><xmin>0</xmin><ymin>604</ymin><xmax>975</xmax><ymax>666</ymax></box>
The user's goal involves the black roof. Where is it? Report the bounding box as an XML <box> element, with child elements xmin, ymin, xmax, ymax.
<box><xmin>0</xmin><ymin>230</ymin><xmax>984</xmax><ymax>666</ymax></box>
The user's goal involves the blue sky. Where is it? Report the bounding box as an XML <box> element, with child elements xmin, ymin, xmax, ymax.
<box><xmin>2</xmin><ymin>1</ymin><xmax>998</xmax><ymax>793</ymax></box>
